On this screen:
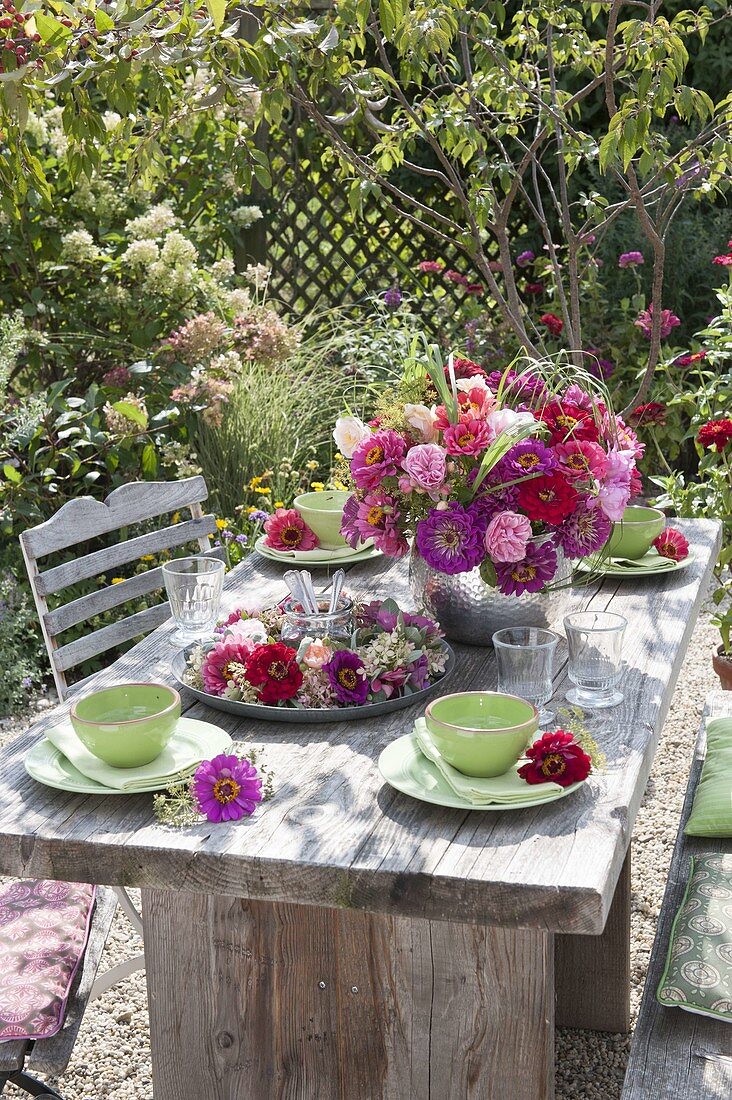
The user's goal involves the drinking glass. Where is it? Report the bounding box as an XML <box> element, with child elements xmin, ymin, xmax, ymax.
<box><xmin>280</xmin><ymin>596</ymin><xmax>353</xmax><ymax>647</ymax></box>
<box><xmin>563</xmin><ymin>611</ymin><xmax>627</xmax><ymax>709</ymax></box>
<box><xmin>492</xmin><ymin>627</ymin><xmax>559</xmax><ymax>726</ymax></box>
<box><xmin>162</xmin><ymin>556</ymin><xmax>225</xmax><ymax>645</ymax></box>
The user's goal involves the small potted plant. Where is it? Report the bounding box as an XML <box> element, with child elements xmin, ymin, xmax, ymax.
<box><xmin>711</xmin><ymin>583</ymin><xmax>732</xmax><ymax>690</ymax></box>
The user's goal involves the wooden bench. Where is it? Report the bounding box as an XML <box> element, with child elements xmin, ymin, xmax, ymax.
<box><xmin>621</xmin><ymin>694</ymin><xmax>732</xmax><ymax>1099</ymax></box>
<box><xmin>0</xmin><ymin>887</ymin><xmax>116</xmax><ymax>1099</ymax></box>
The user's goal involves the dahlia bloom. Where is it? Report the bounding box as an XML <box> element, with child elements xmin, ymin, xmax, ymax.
<box><xmin>350</xmin><ymin>430</ymin><xmax>407</xmax><ymax>490</ymax></box>
<box><xmin>495</xmin><ymin>540</ymin><xmax>558</xmax><ymax>596</ymax></box>
<box><xmin>299</xmin><ymin>638</ymin><xmax>333</xmax><ymax>670</ymax></box>
<box><xmin>401</xmin><ymin>443</ymin><xmax>447</xmax><ymax>498</ymax></box>
<box><xmin>697</xmin><ymin>418</ymin><xmax>732</xmax><ymax>452</ymax></box>
<box><xmin>202</xmin><ymin>639</ymin><xmax>256</xmax><ymax>696</ymax></box>
<box><xmin>518</xmin><ymin>730</ymin><xmax>591</xmax><ymax>787</ymax></box>
<box><xmin>193</xmin><ymin>754</ymin><xmax>262</xmax><ymax>823</ymax></box>
<box><xmin>450</xmin><ymin>357</ymin><xmax>488</xmax><ymax>382</ymax></box>
<box><xmin>597</xmin><ymin>450</ymin><xmax>635</xmax><ymax>521</ymax></box>
<box><xmin>264</xmin><ymin>509</ymin><xmax>319</xmax><ymax>552</ymax></box>
<box><xmin>634</xmin><ymin>304</ymin><xmax>681</xmax><ymax>340</ymax></box>
<box><xmin>415</xmin><ymin>502</ymin><xmax>484</xmax><ymax>574</ymax></box>
<box><xmin>653</xmin><ymin>527</ymin><xmax>689</xmax><ymax>562</ymax></box>
<box><xmin>246</xmin><ymin>642</ymin><xmax>303</xmax><ymax>704</ymax></box>
<box><xmin>484</xmin><ymin>511</ymin><xmax>533</xmax><ymax>563</ymax></box>
<box><xmin>555</xmin><ymin>500</ymin><xmax>611</xmax><ymax>558</ymax></box>
<box><xmin>325</xmin><ymin>650</ymin><xmax>369</xmax><ymax>705</ymax></box>
<box><xmin>618</xmin><ymin>251</ymin><xmax>644</xmax><ymax>268</ymax></box>
<box><xmin>517</xmin><ymin>473</ymin><xmax>578</xmax><ymax>525</ymax></box>
<box><xmin>540</xmin><ymin>312</ymin><xmax>564</xmax><ymax>336</ymax></box>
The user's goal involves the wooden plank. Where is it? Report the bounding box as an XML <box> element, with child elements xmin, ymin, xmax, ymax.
<box><xmin>19</xmin><ymin>477</ymin><xmax>210</xmax><ymax>559</ymax></box>
<box><xmin>35</xmin><ymin>515</ymin><xmax>217</xmax><ymax>596</ymax></box>
<box><xmin>142</xmin><ymin>889</ymin><xmax>554</xmax><ymax>1100</ymax></box>
<box><xmin>52</xmin><ymin>602</ymin><xmax>172</xmax><ymax>673</ymax></box>
<box><xmin>621</xmin><ymin>693</ymin><xmax>732</xmax><ymax>1099</ymax></box>
<box><xmin>0</xmin><ymin>520</ymin><xmax>719</xmax><ymax>938</ymax></box>
<box><xmin>44</xmin><ymin>566</ymin><xmax>167</xmax><ymax>635</ymax></box>
<box><xmin>555</xmin><ymin>848</ymin><xmax>631</xmax><ymax>1032</ymax></box>
<box><xmin>0</xmin><ymin>1039</ymin><xmax>29</xmax><ymax>1073</ymax></box>
<box><xmin>28</xmin><ymin>887</ymin><xmax>117</xmax><ymax>1078</ymax></box>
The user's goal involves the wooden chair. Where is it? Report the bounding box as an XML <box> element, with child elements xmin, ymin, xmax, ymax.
<box><xmin>0</xmin><ymin>888</ymin><xmax>116</xmax><ymax>1099</ymax></box>
<box><xmin>18</xmin><ymin>477</ymin><xmax>222</xmax><ymax>1012</ymax></box>
<box><xmin>19</xmin><ymin>476</ymin><xmax>221</xmax><ymax>698</ymax></box>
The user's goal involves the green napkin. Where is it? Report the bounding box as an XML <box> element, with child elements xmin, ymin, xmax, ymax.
<box><xmin>261</xmin><ymin>540</ymin><xmax>372</xmax><ymax>561</ymax></box>
<box><xmin>413</xmin><ymin>719</ymin><xmax>562</xmax><ymax>805</ymax></box>
<box><xmin>44</xmin><ymin>719</ymin><xmax>203</xmax><ymax>792</ymax></box>
<box><xmin>608</xmin><ymin>552</ymin><xmax>676</xmax><ymax>570</ymax></box>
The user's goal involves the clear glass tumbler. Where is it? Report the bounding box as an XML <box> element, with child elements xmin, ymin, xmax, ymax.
<box><xmin>563</xmin><ymin>611</ymin><xmax>627</xmax><ymax>709</ymax></box>
<box><xmin>280</xmin><ymin>597</ymin><xmax>353</xmax><ymax>647</ymax></box>
<box><xmin>492</xmin><ymin>627</ymin><xmax>559</xmax><ymax>726</ymax></box>
<box><xmin>162</xmin><ymin>556</ymin><xmax>225</xmax><ymax>645</ymax></box>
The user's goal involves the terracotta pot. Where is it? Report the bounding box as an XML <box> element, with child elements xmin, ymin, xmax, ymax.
<box><xmin>712</xmin><ymin>646</ymin><xmax>732</xmax><ymax>690</ymax></box>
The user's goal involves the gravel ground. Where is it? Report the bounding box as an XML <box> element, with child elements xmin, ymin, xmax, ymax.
<box><xmin>0</xmin><ymin>608</ymin><xmax>720</xmax><ymax>1099</ymax></box>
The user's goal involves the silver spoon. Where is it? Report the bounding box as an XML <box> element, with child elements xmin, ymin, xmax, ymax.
<box><xmin>328</xmin><ymin>569</ymin><xmax>346</xmax><ymax>616</ymax></box>
<box><xmin>283</xmin><ymin>570</ymin><xmax>314</xmax><ymax>613</ymax></box>
<box><xmin>300</xmin><ymin>570</ymin><xmax>320</xmax><ymax>614</ymax></box>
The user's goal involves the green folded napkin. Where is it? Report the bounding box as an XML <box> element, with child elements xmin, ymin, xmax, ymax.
<box><xmin>44</xmin><ymin>719</ymin><xmax>207</xmax><ymax>792</ymax></box>
<box><xmin>413</xmin><ymin>719</ymin><xmax>561</xmax><ymax>806</ymax></box>
<box><xmin>608</xmin><ymin>552</ymin><xmax>676</xmax><ymax>570</ymax></box>
<box><xmin>262</xmin><ymin>541</ymin><xmax>372</xmax><ymax>561</ymax></box>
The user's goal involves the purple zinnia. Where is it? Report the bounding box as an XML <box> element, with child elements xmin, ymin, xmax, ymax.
<box><xmin>618</xmin><ymin>251</ymin><xmax>644</xmax><ymax>268</ymax></box>
<box><xmin>585</xmin><ymin>349</ymin><xmax>614</xmax><ymax>380</ymax></box>
<box><xmin>415</xmin><ymin>502</ymin><xmax>484</xmax><ymax>575</ymax></box>
<box><xmin>495</xmin><ymin>540</ymin><xmax>558</xmax><ymax>596</ymax></box>
<box><xmin>408</xmin><ymin>654</ymin><xmax>430</xmax><ymax>690</ymax></box>
<box><xmin>193</xmin><ymin>753</ymin><xmax>263</xmax><ymax>823</ymax></box>
<box><xmin>383</xmin><ymin>285</ymin><xmax>402</xmax><ymax>308</ymax></box>
<box><xmin>634</xmin><ymin>304</ymin><xmax>681</xmax><ymax>340</ymax></box>
<box><xmin>350</xmin><ymin>429</ymin><xmax>406</xmax><ymax>491</ymax></box>
<box><xmin>325</xmin><ymin>650</ymin><xmax>369</xmax><ymax>705</ymax></box>
<box><xmin>503</xmin><ymin>439</ymin><xmax>556</xmax><ymax>480</ymax></box>
<box><xmin>485</xmin><ymin>368</ymin><xmax>547</xmax><ymax>406</ymax></box>
<box><xmin>555</xmin><ymin>500</ymin><xmax>611</xmax><ymax>559</ymax></box>
<box><xmin>516</xmin><ymin>250</ymin><xmax>535</xmax><ymax>267</ymax></box>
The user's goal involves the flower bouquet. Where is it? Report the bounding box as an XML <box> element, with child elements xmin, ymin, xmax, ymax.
<box><xmin>176</xmin><ymin>598</ymin><xmax>453</xmax><ymax>722</ymax></box>
<box><xmin>333</xmin><ymin>346</ymin><xmax>642</xmax><ymax>640</ymax></box>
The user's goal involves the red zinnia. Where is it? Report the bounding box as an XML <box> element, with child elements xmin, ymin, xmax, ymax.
<box><xmin>517</xmin><ymin>472</ymin><xmax>578</xmax><ymax>524</ymax></box>
<box><xmin>518</xmin><ymin>730</ymin><xmax>592</xmax><ymax>787</ymax></box>
<box><xmin>524</xmin><ymin>282</ymin><xmax>545</xmax><ymax>295</ymax></box>
<box><xmin>697</xmin><ymin>418</ymin><xmax>732</xmax><ymax>452</ymax></box>
<box><xmin>540</xmin><ymin>312</ymin><xmax>564</xmax><ymax>336</ymax></box>
<box><xmin>450</xmin><ymin>357</ymin><xmax>488</xmax><ymax>381</ymax></box>
<box><xmin>539</xmin><ymin>400</ymin><xmax>600</xmax><ymax>444</ymax></box>
<box><xmin>675</xmin><ymin>351</ymin><xmax>707</xmax><ymax>367</ymax></box>
<box><xmin>245</xmin><ymin>642</ymin><xmax>303</xmax><ymax>704</ymax></box>
<box><xmin>627</xmin><ymin>402</ymin><xmax>667</xmax><ymax>428</ymax></box>
<box><xmin>653</xmin><ymin>527</ymin><xmax>689</xmax><ymax>562</ymax></box>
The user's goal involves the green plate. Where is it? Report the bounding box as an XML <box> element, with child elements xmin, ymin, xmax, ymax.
<box><xmin>254</xmin><ymin>535</ymin><xmax>381</xmax><ymax>566</ymax></box>
<box><xmin>378</xmin><ymin>734</ymin><xmax>586</xmax><ymax>811</ymax></box>
<box><xmin>25</xmin><ymin>717</ymin><xmax>233</xmax><ymax>795</ymax></box>
<box><xmin>575</xmin><ymin>548</ymin><xmax>695</xmax><ymax>578</ymax></box>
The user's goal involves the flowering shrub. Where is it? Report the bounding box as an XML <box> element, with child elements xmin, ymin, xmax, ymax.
<box><xmin>185</xmin><ymin>599</ymin><xmax>447</xmax><ymax>709</ymax></box>
<box><xmin>0</xmin><ymin>568</ymin><xmax>47</xmax><ymax>716</ymax></box>
<box><xmin>336</xmin><ymin>348</ymin><xmax>642</xmax><ymax>596</ymax></box>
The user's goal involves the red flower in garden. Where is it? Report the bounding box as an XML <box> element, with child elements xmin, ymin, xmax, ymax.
<box><xmin>697</xmin><ymin>418</ymin><xmax>732</xmax><ymax>452</ymax></box>
<box><xmin>540</xmin><ymin>312</ymin><xmax>564</xmax><ymax>336</ymax></box>
<box><xmin>653</xmin><ymin>528</ymin><xmax>689</xmax><ymax>562</ymax></box>
<box><xmin>245</xmin><ymin>642</ymin><xmax>303</xmax><ymax>704</ymax></box>
<box><xmin>627</xmin><ymin>402</ymin><xmax>667</xmax><ymax>428</ymax></box>
<box><xmin>418</xmin><ymin>260</ymin><xmax>444</xmax><ymax>274</ymax></box>
<box><xmin>538</xmin><ymin>400</ymin><xmax>600</xmax><ymax>444</ymax></box>
<box><xmin>524</xmin><ymin>282</ymin><xmax>545</xmax><ymax>295</ymax></box>
<box><xmin>466</xmin><ymin>283</ymin><xmax>485</xmax><ymax>296</ymax></box>
<box><xmin>712</xmin><ymin>241</ymin><xmax>732</xmax><ymax>266</ymax></box>
<box><xmin>674</xmin><ymin>350</ymin><xmax>707</xmax><ymax>367</ymax></box>
<box><xmin>444</xmin><ymin>269</ymin><xmax>470</xmax><ymax>286</ymax></box>
<box><xmin>518</xmin><ymin>730</ymin><xmax>592</xmax><ymax>787</ymax></box>
<box><xmin>450</xmin><ymin>357</ymin><xmax>488</xmax><ymax>381</ymax></box>
<box><xmin>517</xmin><ymin>472</ymin><xmax>579</xmax><ymax>524</ymax></box>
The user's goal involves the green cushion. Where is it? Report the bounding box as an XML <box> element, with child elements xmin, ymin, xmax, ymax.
<box><xmin>657</xmin><ymin>853</ymin><xmax>732</xmax><ymax>1022</ymax></box>
<box><xmin>685</xmin><ymin>717</ymin><xmax>732</xmax><ymax>837</ymax></box>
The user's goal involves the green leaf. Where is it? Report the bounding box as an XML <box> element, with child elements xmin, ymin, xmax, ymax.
<box><xmin>141</xmin><ymin>443</ymin><xmax>158</xmax><ymax>478</ymax></box>
<box><xmin>111</xmin><ymin>400</ymin><xmax>148</xmax><ymax>429</ymax></box>
<box><xmin>95</xmin><ymin>9</ymin><xmax>116</xmax><ymax>32</ymax></box>
<box><xmin>205</xmin><ymin>0</ymin><xmax>226</xmax><ymax>30</ymax></box>
<box><xmin>34</xmin><ymin>12</ymin><xmax>72</xmax><ymax>45</ymax></box>
<box><xmin>2</xmin><ymin>464</ymin><xmax>21</xmax><ymax>485</ymax></box>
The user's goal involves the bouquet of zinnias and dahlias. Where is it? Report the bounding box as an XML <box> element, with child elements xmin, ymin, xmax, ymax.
<box><xmin>334</xmin><ymin>348</ymin><xmax>642</xmax><ymax>596</ymax></box>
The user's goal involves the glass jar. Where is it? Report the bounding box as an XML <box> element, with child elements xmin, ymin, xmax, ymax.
<box><xmin>280</xmin><ymin>597</ymin><xmax>353</xmax><ymax>648</ymax></box>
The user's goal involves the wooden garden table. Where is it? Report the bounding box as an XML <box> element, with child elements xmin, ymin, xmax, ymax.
<box><xmin>0</xmin><ymin>518</ymin><xmax>720</xmax><ymax>1100</ymax></box>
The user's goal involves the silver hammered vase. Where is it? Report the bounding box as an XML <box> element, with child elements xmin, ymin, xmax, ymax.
<box><xmin>408</xmin><ymin>544</ymin><xmax>576</xmax><ymax>646</ymax></box>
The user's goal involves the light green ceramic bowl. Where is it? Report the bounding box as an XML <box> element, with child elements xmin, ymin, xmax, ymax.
<box><xmin>70</xmin><ymin>683</ymin><xmax>181</xmax><ymax>768</ymax></box>
<box><xmin>603</xmin><ymin>505</ymin><xmax>666</xmax><ymax>560</ymax></box>
<box><xmin>424</xmin><ymin>691</ymin><xmax>539</xmax><ymax>778</ymax></box>
<box><xmin>294</xmin><ymin>490</ymin><xmax>352</xmax><ymax>549</ymax></box>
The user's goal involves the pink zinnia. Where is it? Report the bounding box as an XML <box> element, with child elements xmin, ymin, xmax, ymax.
<box><xmin>653</xmin><ymin>527</ymin><xmax>689</xmax><ymax>562</ymax></box>
<box><xmin>202</xmin><ymin>639</ymin><xmax>255</xmax><ymax>696</ymax></box>
<box><xmin>444</xmin><ymin>269</ymin><xmax>469</xmax><ymax>285</ymax></box>
<box><xmin>540</xmin><ymin>312</ymin><xmax>564</xmax><ymax>336</ymax></box>
<box><xmin>264</xmin><ymin>509</ymin><xmax>319</xmax><ymax>552</ymax></box>
<box><xmin>553</xmin><ymin>440</ymin><xmax>608</xmax><ymax>481</ymax></box>
<box><xmin>597</xmin><ymin>450</ymin><xmax>635</xmax><ymax>521</ymax></box>
<box><xmin>634</xmin><ymin>304</ymin><xmax>681</xmax><ymax>340</ymax></box>
<box><xmin>193</xmin><ymin>754</ymin><xmax>262</xmax><ymax>822</ymax></box>
<box><xmin>401</xmin><ymin>443</ymin><xmax>447</xmax><ymax>499</ymax></box>
<box><xmin>350</xmin><ymin>429</ymin><xmax>406</xmax><ymax>490</ymax></box>
<box><xmin>443</xmin><ymin>418</ymin><xmax>491</xmax><ymax>456</ymax></box>
<box><xmin>419</xmin><ymin>260</ymin><xmax>444</xmax><ymax>274</ymax></box>
<box><xmin>618</xmin><ymin>251</ymin><xmax>644</xmax><ymax>268</ymax></box>
<box><xmin>484</xmin><ymin>511</ymin><xmax>532</xmax><ymax>563</ymax></box>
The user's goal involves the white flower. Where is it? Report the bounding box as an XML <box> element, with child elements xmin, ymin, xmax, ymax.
<box><xmin>243</xmin><ymin>263</ymin><xmax>269</xmax><ymax>288</ymax></box>
<box><xmin>487</xmin><ymin>408</ymin><xmax>537</xmax><ymax>438</ymax></box>
<box><xmin>103</xmin><ymin>111</ymin><xmax>122</xmax><ymax>131</ymax></box>
<box><xmin>25</xmin><ymin>113</ymin><xmax>48</xmax><ymax>145</ymax></box>
<box><xmin>44</xmin><ymin>106</ymin><xmax>67</xmax><ymax>157</ymax></box>
<box><xmin>227</xmin><ymin>288</ymin><xmax>253</xmax><ymax>315</ymax></box>
<box><xmin>231</xmin><ymin>204</ymin><xmax>263</xmax><ymax>229</ymax></box>
<box><xmin>60</xmin><ymin>229</ymin><xmax>101</xmax><ymax>264</ymax></box>
<box><xmin>456</xmin><ymin>375</ymin><xmax>490</xmax><ymax>397</ymax></box>
<box><xmin>126</xmin><ymin>202</ymin><xmax>179</xmax><ymax>241</ymax></box>
<box><xmin>160</xmin><ymin>230</ymin><xmax>197</xmax><ymax>267</ymax></box>
<box><xmin>120</xmin><ymin>239</ymin><xmax>159</xmax><ymax>268</ymax></box>
<box><xmin>225</xmin><ymin>618</ymin><xmax>268</xmax><ymax>645</ymax></box>
<box><xmin>334</xmin><ymin>415</ymin><xmax>371</xmax><ymax>458</ymax></box>
<box><xmin>404</xmin><ymin>403</ymin><xmax>438</xmax><ymax>443</ymax></box>
<box><xmin>211</xmin><ymin>258</ymin><xmax>235</xmax><ymax>284</ymax></box>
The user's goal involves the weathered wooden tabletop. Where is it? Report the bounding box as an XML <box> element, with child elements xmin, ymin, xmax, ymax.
<box><xmin>0</xmin><ymin>518</ymin><xmax>720</xmax><ymax>937</ymax></box>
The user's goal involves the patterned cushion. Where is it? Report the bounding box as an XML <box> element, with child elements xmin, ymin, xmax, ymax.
<box><xmin>657</xmin><ymin>853</ymin><xmax>732</xmax><ymax>1022</ymax></box>
<box><xmin>685</xmin><ymin>716</ymin><xmax>732</xmax><ymax>837</ymax></box>
<box><xmin>0</xmin><ymin>880</ymin><xmax>96</xmax><ymax>1042</ymax></box>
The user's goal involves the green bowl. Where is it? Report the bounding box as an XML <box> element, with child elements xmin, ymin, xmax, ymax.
<box><xmin>602</xmin><ymin>505</ymin><xmax>666</xmax><ymax>560</ymax></box>
<box><xmin>70</xmin><ymin>683</ymin><xmax>181</xmax><ymax>768</ymax></box>
<box><xmin>294</xmin><ymin>490</ymin><xmax>352</xmax><ymax>549</ymax></box>
<box><xmin>424</xmin><ymin>691</ymin><xmax>539</xmax><ymax>778</ymax></box>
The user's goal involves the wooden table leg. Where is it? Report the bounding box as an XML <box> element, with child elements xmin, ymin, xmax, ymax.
<box><xmin>555</xmin><ymin>849</ymin><xmax>631</xmax><ymax>1033</ymax></box>
<box><xmin>142</xmin><ymin>889</ymin><xmax>555</xmax><ymax>1100</ymax></box>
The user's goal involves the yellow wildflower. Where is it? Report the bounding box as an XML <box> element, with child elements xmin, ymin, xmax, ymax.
<box><xmin>310</xmin><ymin>482</ymin><xmax>325</xmax><ymax>491</ymax></box>
<box><xmin>254</xmin><ymin>486</ymin><xmax>271</xmax><ymax>494</ymax></box>
<box><xmin>333</xmin><ymin>480</ymin><xmax>347</xmax><ymax>491</ymax></box>
<box><xmin>215</xmin><ymin>518</ymin><xmax>227</xmax><ymax>530</ymax></box>
<box><xmin>334</xmin><ymin>452</ymin><xmax>343</xmax><ymax>462</ymax></box>
<box><xmin>171</xmin><ymin>511</ymin><xmax>181</xmax><ymax>524</ymax></box>
<box><xmin>305</xmin><ymin>460</ymin><xmax>319</xmax><ymax>470</ymax></box>
<box><xmin>274</xmin><ymin>501</ymin><xmax>284</xmax><ymax>508</ymax></box>
<box><xmin>111</xmin><ymin>577</ymin><xmax>125</xmax><ymax>585</ymax></box>
<box><xmin>247</xmin><ymin>505</ymin><xmax>257</xmax><ymax>514</ymax></box>
<box><xmin>140</xmin><ymin>554</ymin><xmax>155</xmax><ymax>562</ymax></box>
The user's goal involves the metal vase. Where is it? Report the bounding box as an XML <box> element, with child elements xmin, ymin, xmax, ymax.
<box><xmin>408</xmin><ymin>543</ymin><xmax>576</xmax><ymax>646</ymax></box>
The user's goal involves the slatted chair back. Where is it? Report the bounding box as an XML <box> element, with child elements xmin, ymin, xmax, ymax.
<box><xmin>20</xmin><ymin>477</ymin><xmax>221</xmax><ymax>698</ymax></box>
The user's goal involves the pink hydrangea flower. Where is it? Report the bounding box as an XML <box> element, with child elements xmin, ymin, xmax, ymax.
<box><xmin>401</xmin><ymin>443</ymin><xmax>447</xmax><ymax>499</ymax></box>
<box><xmin>484</xmin><ymin>511</ymin><xmax>533</xmax><ymax>563</ymax></box>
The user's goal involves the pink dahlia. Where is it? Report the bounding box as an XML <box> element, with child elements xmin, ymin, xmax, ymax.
<box><xmin>484</xmin><ymin>511</ymin><xmax>533</xmax><ymax>563</ymax></box>
<box><xmin>653</xmin><ymin>527</ymin><xmax>689</xmax><ymax>561</ymax></box>
<box><xmin>442</xmin><ymin>418</ymin><xmax>492</xmax><ymax>457</ymax></box>
<box><xmin>193</xmin><ymin>754</ymin><xmax>262</xmax><ymax>822</ymax></box>
<box><xmin>350</xmin><ymin>429</ymin><xmax>407</xmax><ymax>490</ymax></box>
<box><xmin>634</xmin><ymin>304</ymin><xmax>681</xmax><ymax>340</ymax></box>
<box><xmin>597</xmin><ymin>450</ymin><xmax>635</xmax><ymax>521</ymax></box>
<box><xmin>202</xmin><ymin>639</ymin><xmax>255</xmax><ymax>696</ymax></box>
<box><xmin>264</xmin><ymin>509</ymin><xmax>319</xmax><ymax>552</ymax></box>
